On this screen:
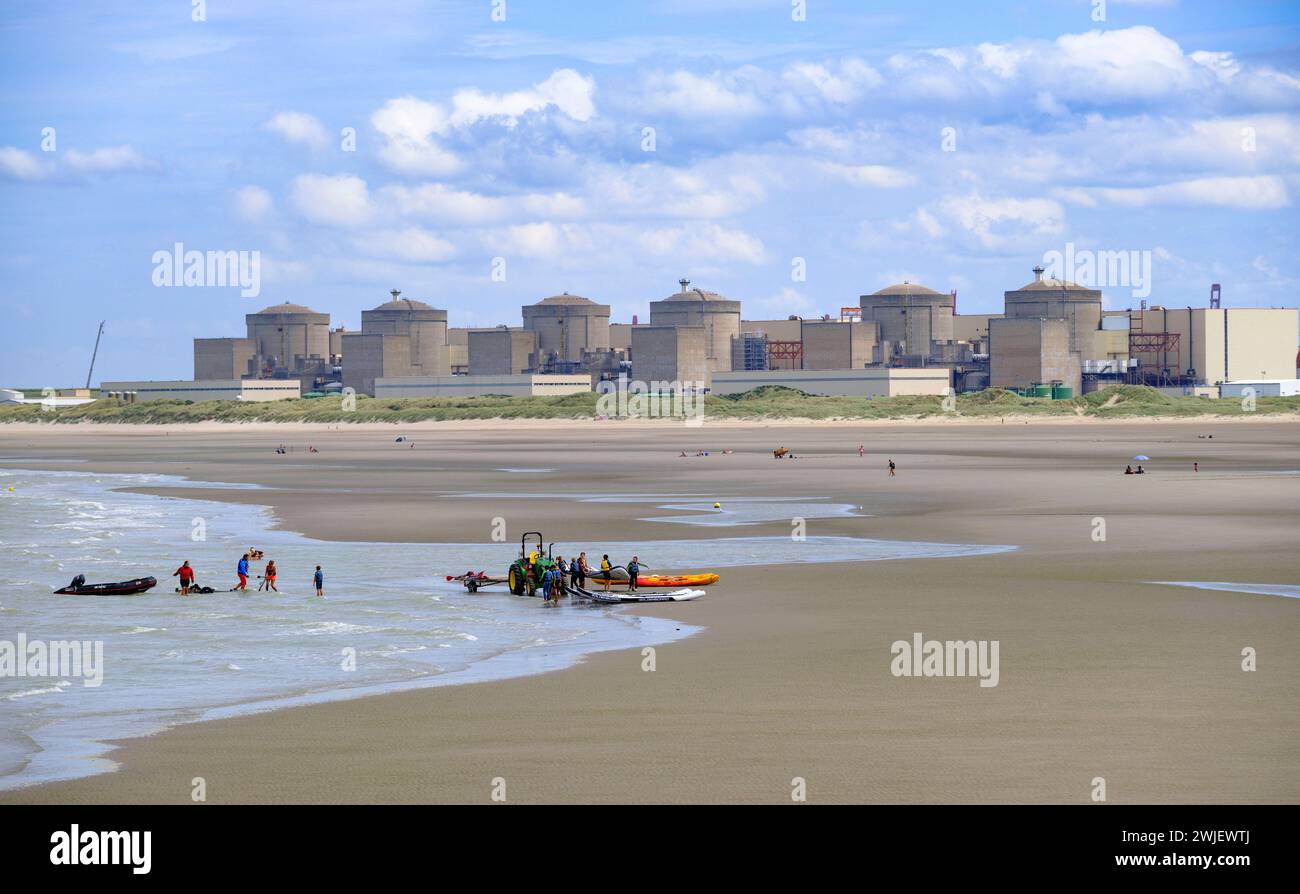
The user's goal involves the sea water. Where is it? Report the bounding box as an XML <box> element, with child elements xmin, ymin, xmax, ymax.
<box><xmin>0</xmin><ymin>469</ymin><xmax>1013</xmax><ymax>790</ymax></box>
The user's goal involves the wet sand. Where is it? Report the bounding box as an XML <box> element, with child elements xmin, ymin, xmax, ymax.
<box><xmin>1</xmin><ymin>419</ymin><xmax>1297</xmax><ymax>803</ymax></box>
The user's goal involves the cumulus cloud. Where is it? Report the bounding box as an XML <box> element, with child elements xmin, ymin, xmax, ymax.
<box><xmin>450</xmin><ymin>68</ymin><xmax>596</xmax><ymax>127</ymax></box>
<box><xmin>381</xmin><ymin>183</ymin><xmax>585</xmax><ymax>224</ymax></box>
<box><xmin>352</xmin><ymin>227</ymin><xmax>457</xmax><ymax>262</ymax></box>
<box><xmin>233</xmin><ymin>185</ymin><xmax>274</xmax><ymax>223</ymax></box>
<box><xmin>0</xmin><ymin>144</ymin><xmax>154</xmax><ymax>181</ymax></box>
<box><xmin>290</xmin><ymin>173</ymin><xmax>373</xmax><ymax>226</ymax></box>
<box><xmin>0</xmin><ymin>147</ymin><xmax>55</xmax><ymax>181</ymax></box>
<box><xmin>933</xmin><ymin>193</ymin><xmax>1066</xmax><ymax>249</ymax></box>
<box><xmin>264</xmin><ymin>111</ymin><xmax>330</xmax><ymax>150</ymax></box>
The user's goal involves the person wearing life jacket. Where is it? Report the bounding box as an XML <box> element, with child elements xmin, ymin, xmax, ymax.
<box><xmin>600</xmin><ymin>554</ymin><xmax>613</xmax><ymax>592</ymax></box>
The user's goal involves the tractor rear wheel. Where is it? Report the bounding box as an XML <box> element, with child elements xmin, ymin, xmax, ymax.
<box><xmin>508</xmin><ymin>566</ymin><xmax>524</xmax><ymax>596</ymax></box>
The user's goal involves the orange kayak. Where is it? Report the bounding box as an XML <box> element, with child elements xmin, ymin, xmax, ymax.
<box><xmin>636</xmin><ymin>573</ymin><xmax>719</xmax><ymax>587</ymax></box>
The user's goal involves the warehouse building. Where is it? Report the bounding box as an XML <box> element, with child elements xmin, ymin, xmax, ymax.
<box><xmin>100</xmin><ymin>379</ymin><xmax>301</xmax><ymax>402</ymax></box>
<box><xmin>375</xmin><ymin>374</ymin><xmax>592</xmax><ymax>399</ymax></box>
<box><xmin>800</xmin><ymin>319</ymin><xmax>880</xmax><ymax>370</ymax></box>
<box><xmin>711</xmin><ymin>368</ymin><xmax>950</xmax><ymax>398</ymax></box>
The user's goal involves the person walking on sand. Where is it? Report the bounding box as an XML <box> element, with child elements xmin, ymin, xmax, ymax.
<box><xmin>600</xmin><ymin>554</ymin><xmax>613</xmax><ymax>592</ymax></box>
<box><xmin>263</xmin><ymin>560</ymin><xmax>279</xmax><ymax>592</ymax></box>
<box><xmin>888</xmin><ymin>459</ymin><xmax>896</xmax><ymax>477</ymax></box>
<box><xmin>1193</xmin><ymin>462</ymin><xmax>1199</xmax><ymax>473</ymax></box>
<box><xmin>313</xmin><ymin>565</ymin><xmax>324</xmax><ymax>598</ymax></box>
<box><xmin>626</xmin><ymin>556</ymin><xmax>641</xmax><ymax>593</ymax></box>
<box><xmin>235</xmin><ymin>553</ymin><xmax>250</xmax><ymax>591</ymax></box>
<box><xmin>858</xmin><ymin>444</ymin><xmax>865</xmax><ymax>457</ymax></box>
<box><xmin>173</xmin><ymin>560</ymin><xmax>195</xmax><ymax>596</ymax></box>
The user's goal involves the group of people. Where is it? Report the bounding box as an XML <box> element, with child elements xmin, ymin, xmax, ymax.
<box><xmin>1123</xmin><ymin>465</ymin><xmax>1147</xmax><ymax>475</ymax></box>
<box><xmin>527</xmin><ymin>551</ymin><xmax>643</xmax><ymax>605</ymax></box>
<box><xmin>172</xmin><ymin>551</ymin><xmax>324</xmax><ymax>597</ymax></box>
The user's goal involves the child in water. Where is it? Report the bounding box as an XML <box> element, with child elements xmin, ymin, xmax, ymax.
<box><xmin>314</xmin><ymin>565</ymin><xmax>324</xmax><ymax>598</ymax></box>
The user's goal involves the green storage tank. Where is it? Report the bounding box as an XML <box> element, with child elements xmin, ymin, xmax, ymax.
<box><xmin>1051</xmin><ymin>385</ymin><xmax>1073</xmax><ymax>400</ymax></box>
<box><xmin>1031</xmin><ymin>384</ymin><xmax>1052</xmax><ymax>398</ymax></box>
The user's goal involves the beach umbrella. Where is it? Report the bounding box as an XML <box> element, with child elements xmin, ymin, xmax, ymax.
<box><xmin>1134</xmin><ymin>455</ymin><xmax>1149</xmax><ymax>461</ymax></box>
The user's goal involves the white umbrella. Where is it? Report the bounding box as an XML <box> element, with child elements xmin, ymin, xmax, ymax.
<box><xmin>1134</xmin><ymin>455</ymin><xmax>1149</xmax><ymax>461</ymax></box>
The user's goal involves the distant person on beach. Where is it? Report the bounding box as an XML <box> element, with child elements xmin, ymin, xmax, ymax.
<box><xmin>1193</xmin><ymin>462</ymin><xmax>1199</xmax><ymax>472</ymax></box>
<box><xmin>626</xmin><ymin>556</ymin><xmax>641</xmax><ymax>593</ymax></box>
<box><xmin>235</xmin><ymin>553</ymin><xmax>250</xmax><ymax>591</ymax></box>
<box><xmin>1135</xmin><ymin>465</ymin><xmax>1145</xmax><ymax>475</ymax></box>
<box><xmin>173</xmin><ymin>560</ymin><xmax>195</xmax><ymax>596</ymax></box>
<box><xmin>600</xmin><ymin>554</ymin><xmax>612</xmax><ymax>592</ymax></box>
<box><xmin>314</xmin><ymin>565</ymin><xmax>324</xmax><ymax>598</ymax></box>
<box><xmin>1125</xmin><ymin>465</ymin><xmax>1134</xmax><ymax>475</ymax></box>
<box><xmin>263</xmin><ymin>560</ymin><xmax>279</xmax><ymax>592</ymax></box>
<box><xmin>888</xmin><ymin>459</ymin><xmax>896</xmax><ymax>477</ymax></box>
<box><xmin>858</xmin><ymin>445</ymin><xmax>865</xmax><ymax>457</ymax></box>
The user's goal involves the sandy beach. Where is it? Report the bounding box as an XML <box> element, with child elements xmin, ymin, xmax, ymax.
<box><xmin>1</xmin><ymin>418</ymin><xmax>1297</xmax><ymax>804</ymax></box>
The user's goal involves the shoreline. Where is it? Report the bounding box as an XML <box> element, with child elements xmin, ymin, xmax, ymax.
<box><xmin>2</xmin><ymin>420</ymin><xmax>1297</xmax><ymax>803</ymax></box>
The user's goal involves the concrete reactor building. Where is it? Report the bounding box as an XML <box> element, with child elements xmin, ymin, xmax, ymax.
<box><xmin>859</xmin><ymin>282</ymin><xmax>955</xmax><ymax>360</ymax></box>
<box><xmin>341</xmin><ymin>291</ymin><xmax>450</xmax><ymax>396</ymax></box>
<box><xmin>648</xmin><ymin>279</ymin><xmax>742</xmax><ymax>374</ymax></box>
<box><xmin>521</xmin><ymin>293</ymin><xmax>611</xmax><ymax>370</ymax></box>
<box><xmin>245</xmin><ymin>302</ymin><xmax>331</xmax><ymax>375</ymax></box>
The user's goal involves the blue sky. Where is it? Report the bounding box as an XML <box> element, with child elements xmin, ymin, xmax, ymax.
<box><xmin>2</xmin><ymin>0</ymin><xmax>1298</xmax><ymax>385</ymax></box>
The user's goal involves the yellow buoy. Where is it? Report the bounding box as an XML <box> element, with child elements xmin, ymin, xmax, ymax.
<box><xmin>713</xmin><ymin>502</ymin><xmax>721</xmax><ymax>509</ymax></box>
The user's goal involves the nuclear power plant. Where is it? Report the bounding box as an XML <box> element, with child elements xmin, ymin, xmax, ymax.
<box><xmin>98</xmin><ymin>268</ymin><xmax>1298</xmax><ymax>402</ymax></box>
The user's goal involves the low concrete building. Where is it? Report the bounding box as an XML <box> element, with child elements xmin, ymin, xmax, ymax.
<box><xmin>800</xmin><ymin>320</ymin><xmax>880</xmax><ymax>370</ymax></box>
<box><xmin>988</xmin><ymin>317</ymin><xmax>1081</xmax><ymax>393</ymax></box>
<box><xmin>100</xmin><ymin>379</ymin><xmax>301</xmax><ymax>402</ymax></box>
<box><xmin>631</xmin><ymin>325</ymin><xmax>710</xmax><ymax>389</ymax></box>
<box><xmin>469</xmin><ymin>329</ymin><xmax>537</xmax><ymax>375</ymax></box>
<box><xmin>193</xmin><ymin>337</ymin><xmax>257</xmax><ymax>380</ymax></box>
<box><xmin>1220</xmin><ymin>379</ymin><xmax>1300</xmax><ymax>398</ymax></box>
<box><xmin>374</xmin><ymin>374</ymin><xmax>592</xmax><ymax>398</ymax></box>
<box><xmin>710</xmin><ymin>367</ymin><xmax>950</xmax><ymax>397</ymax></box>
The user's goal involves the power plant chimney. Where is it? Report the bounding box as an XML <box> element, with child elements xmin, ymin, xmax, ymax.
<box><xmin>1032</xmin><ymin>265</ymin><xmax>1045</xmax><ymax>282</ymax></box>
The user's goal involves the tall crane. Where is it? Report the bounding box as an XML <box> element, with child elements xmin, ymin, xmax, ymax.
<box><xmin>85</xmin><ymin>321</ymin><xmax>105</xmax><ymax>390</ymax></box>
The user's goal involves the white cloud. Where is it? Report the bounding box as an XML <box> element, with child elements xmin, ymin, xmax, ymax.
<box><xmin>450</xmin><ymin>68</ymin><xmax>596</xmax><ymax>127</ymax></box>
<box><xmin>820</xmin><ymin>162</ymin><xmax>915</xmax><ymax>188</ymax></box>
<box><xmin>352</xmin><ymin>227</ymin><xmax>457</xmax><ymax>262</ymax></box>
<box><xmin>641</xmin><ymin>70</ymin><xmax>766</xmax><ymax>118</ymax></box>
<box><xmin>381</xmin><ymin>183</ymin><xmax>586</xmax><ymax>224</ymax></box>
<box><xmin>935</xmin><ymin>193</ymin><xmax>1065</xmax><ymax>249</ymax></box>
<box><xmin>264</xmin><ymin>111</ymin><xmax>330</xmax><ymax>150</ymax></box>
<box><xmin>0</xmin><ymin>147</ymin><xmax>54</xmax><ymax>181</ymax></box>
<box><xmin>371</xmin><ymin>97</ymin><xmax>461</xmax><ymax>177</ymax></box>
<box><xmin>1058</xmin><ymin>175</ymin><xmax>1289</xmax><ymax>209</ymax></box>
<box><xmin>290</xmin><ymin>174</ymin><xmax>374</xmax><ymax>226</ymax></box>
<box><xmin>233</xmin><ymin>185</ymin><xmax>274</xmax><ymax>223</ymax></box>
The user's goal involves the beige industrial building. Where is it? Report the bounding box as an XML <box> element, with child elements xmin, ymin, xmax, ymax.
<box><xmin>649</xmin><ymin>280</ymin><xmax>741</xmax><ymax>373</ymax></box>
<box><xmin>1004</xmin><ymin>267</ymin><xmax>1106</xmax><ymax>363</ymax></box>
<box><xmin>469</xmin><ymin>329</ymin><xmax>537</xmax><ymax>376</ymax></box>
<box><xmin>100</xmin><ymin>379</ymin><xmax>301</xmax><ymax>402</ymax></box>
<box><xmin>522</xmin><ymin>293</ymin><xmax>611</xmax><ymax>368</ymax></box>
<box><xmin>711</xmin><ymin>368</ymin><xmax>950</xmax><ymax>398</ymax></box>
<box><xmin>988</xmin><ymin>317</ymin><xmax>1081</xmax><ymax>393</ymax></box>
<box><xmin>244</xmin><ymin>302</ymin><xmax>331</xmax><ymax>374</ymax></box>
<box><xmin>952</xmin><ymin>314</ymin><xmax>1001</xmax><ymax>344</ymax></box>
<box><xmin>341</xmin><ymin>293</ymin><xmax>451</xmax><ymax>396</ymax></box>
<box><xmin>859</xmin><ymin>283</ymin><xmax>955</xmax><ymax>359</ymax></box>
<box><xmin>800</xmin><ymin>320</ymin><xmax>880</xmax><ymax>370</ymax></box>
<box><xmin>194</xmin><ymin>337</ymin><xmax>257</xmax><ymax>380</ymax></box>
<box><xmin>375</xmin><ymin>373</ymin><xmax>592</xmax><ymax>399</ymax></box>
<box><xmin>631</xmin><ymin>325</ymin><xmax>710</xmax><ymax>389</ymax></box>
<box><xmin>1123</xmin><ymin>306</ymin><xmax>1297</xmax><ymax>384</ymax></box>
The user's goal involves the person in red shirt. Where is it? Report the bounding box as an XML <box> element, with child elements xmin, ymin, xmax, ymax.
<box><xmin>173</xmin><ymin>560</ymin><xmax>195</xmax><ymax>596</ymax></box>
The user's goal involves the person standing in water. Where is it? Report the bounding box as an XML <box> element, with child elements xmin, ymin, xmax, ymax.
<box><xmin>626</xmin><ymin>556</ymin><xmax>641</xmax><ymax>593</ymax></box>
<box><xmin>573</xmin><ymin>552</ymin><xmax>588</xmax><ymax>590</ymax></box>
<box><xmin>313</xmin><ymin>565</ymin><xmax>324</xmax><ymax>598</ymax></box>
<box><xmin>173</xmin><ymin>560</ymin><xmax>195</xmax><ymax>596</ymax></box>
<box><xmin>235</xmin><ymin>553</ymin><xmax>250</xmax><ymax>591</ymax></box>
<box><xmin>600</xmin><ymin>554</ymin><xmax>613</xmax><ymax>592</ymax></box>
<box><xmin>263</xmin><ymin>560</ymin><xmax>279</xmax><ymax>592</ymax></box>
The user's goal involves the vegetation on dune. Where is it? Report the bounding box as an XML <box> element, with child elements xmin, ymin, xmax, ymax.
<box><xmin>1</xmin><ymin>384</ymin><xmax>1296</xmax><ymax>424</ymax></box>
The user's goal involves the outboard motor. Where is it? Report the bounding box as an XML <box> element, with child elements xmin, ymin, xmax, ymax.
<box><xmin>70</xmin><ymin>574</ymin><xmax>86</xmax><ymax>589</ymax></box>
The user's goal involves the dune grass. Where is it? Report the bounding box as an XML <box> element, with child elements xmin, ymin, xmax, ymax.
<box><xmin>2</xmin><ymin>384</ymin><xmax>1296</xmax><ymax>424</ymax></box>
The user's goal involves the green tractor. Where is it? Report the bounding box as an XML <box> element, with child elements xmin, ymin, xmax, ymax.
<box><xmin>507</xmin><ymin>531</ymin><xmax>557</xmax><ymax>598</ymax></box>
